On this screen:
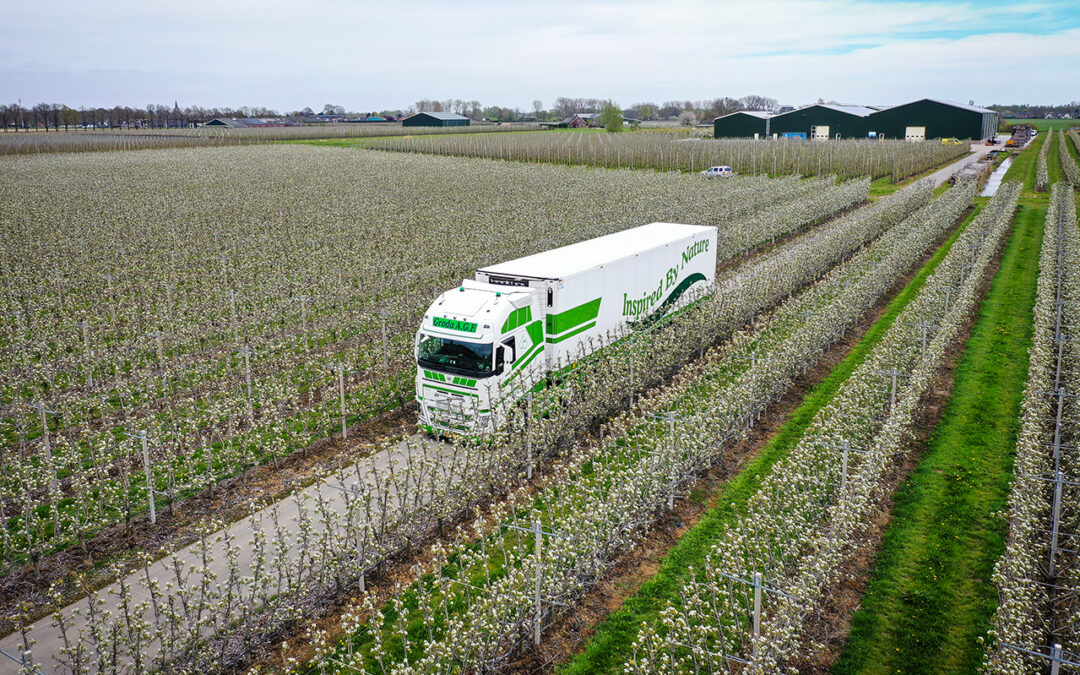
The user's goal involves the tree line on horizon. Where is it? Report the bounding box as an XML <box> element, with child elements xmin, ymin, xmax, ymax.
<box><xmin>8</xmin><ymin>95</ymin><xmax>1070</xmax><ymax>132</ymax></box>
<box><xmin>0</xmin><ymin>95</ymin><xmax>782</xmax><ymax>131</ymax></box>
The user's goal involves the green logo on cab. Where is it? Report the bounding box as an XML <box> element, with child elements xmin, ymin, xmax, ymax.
<box><xmin>433</xmin><ymin>317</ymin><xmax>478</xmax><ymax>333</ymax></box>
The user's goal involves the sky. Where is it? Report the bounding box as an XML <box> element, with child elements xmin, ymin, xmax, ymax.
<box><xmin>1</xmin><ymin>0</ymin><xmax>1078</xmax><ymax>112</ymax></box>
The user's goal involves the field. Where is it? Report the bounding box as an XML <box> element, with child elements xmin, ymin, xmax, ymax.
<box><xmin>1005</xmin><ymin>118</ymin><xmax>1080</xmax><ymax>132</ymax></box>
<box><xmin>0</xmin><ymin>146</ymin><xmax>867</xmax><ymax>570</ymax></box>
<box><xmin>0</xmin><ymin>123</ymin><xmax>538</xmax><ymax>155</ymax></box>
<box><xmin>346</xmin><ymin>131</ymin><xmax>969</xmax><ymax>181</ymax></box>
<box><xmin>0</xmin><ymin>128</ymin><xmax>1076</xmax><ymax>673</ymax></box>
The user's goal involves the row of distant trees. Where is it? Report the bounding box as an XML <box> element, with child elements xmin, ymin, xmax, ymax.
<box><xmin>0</xmin><ymin>103</ymin><xmax>292</xmax><ymax>131</ymax></box>
<box><xmin>411</xmin><ymin>95</ymin><xmax>779</xmax><ymax>124</ymax></box>
<box><xmin>0</xmin><ymin>102</ymin><xmax>414</xmax><ymax>131</ymax></box>
<box><xmin>1</xmin><ymin>94</ymin><xmax>784</xmax><ymax>131</ymax></box>
<box><xmin>987</xmin><ymin>102</ymin><xmax>1079</xmax><ymax>119</ymax></box>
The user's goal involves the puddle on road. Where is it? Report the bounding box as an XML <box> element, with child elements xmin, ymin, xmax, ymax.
<box><xmin>979</xmin><ymin>156</ymin><xmax>1014</xmax><ymax>197</ymax></box>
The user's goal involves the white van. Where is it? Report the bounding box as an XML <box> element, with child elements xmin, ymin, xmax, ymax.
<box><xmin>701</xmin><ymin>165</ymin><xmax>734</xmax><ymax>178</ymax></box>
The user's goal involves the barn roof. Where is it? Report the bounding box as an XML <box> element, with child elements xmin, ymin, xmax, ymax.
<box><xmin>725</xmin><ymin>110</ymin><xmax>772</xmax><ymax>119</ymax></box>
<box><xmin>878</xmin><ymin>98</ymin><xmax>995</xmax><ymax>114</ymax></box>
<box><xmin>413</xmin><ymin>111</ymin><xmax>470</xmax><ymax>120</ymax></box>
<box><xmin>817</xmin><ymin>104</ymin><xmax>876</xmax><ymax>117</ymax></box>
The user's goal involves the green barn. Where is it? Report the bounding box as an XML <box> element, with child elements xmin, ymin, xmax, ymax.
<box><xmin>402</xmin><ymin>112</ymin><xmax>471</xmax><ymax>127</ymax></box>
<box><xmin>712</xmin><ymin>111</ymin><xmax>771</xmax><ymax>138</ymax></box>
<box><xmin>768</xmin><ymin>104</ymin><xmax>875</xmax><ymax>140</ymax></box>
<box><xmin>866</xmin><ymin>99</ymin><xmax>997</xmax><ymax>141</ymax></box>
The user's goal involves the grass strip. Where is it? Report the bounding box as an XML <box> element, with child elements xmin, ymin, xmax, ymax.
<box><xmin>1001</xmin><ymin>134</ymin><xmax>1043</xmax><ymax>196</ymax></box>
<box><xmin>832</xmin><ymin>201</ymin><xmax>1045</xmax><ymax>675</ymax></box>
<box><xmin>558</xmin><ymin>203</ymin><xmax>983</xmax><ymax>675</ymax></box>
<box><xmin>1047</xmin><ymin>130</ymin><xmax>1065</xmax><ymax>186</ymax></box>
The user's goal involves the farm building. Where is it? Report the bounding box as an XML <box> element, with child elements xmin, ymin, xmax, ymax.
<box><xmin>712</xmin><ymin>111</ymin><xmax>772</xmax><ymax>138</ymax></box>
<box><xmin>768</xmin><ymin>104</ymin><xmax>876</xmax><ymax>140</ymax></box>
<box><xmin>713</xmin><ymin>98</ymin><xmax>998</xmax><ymax>141</ymax></box>
<box><xmin>402</xmin><ymin>112</ymin><xmax>471</xmax><ymax>127</ymax></box>
<box><xmin>204</xmin><ymin>118</ymin><xmax>292</xmax><ymax>128</ymax></box>
<box><xmin>866</xmin><ymin>99</ymin><xmax>998</xmax><ymax>141</ymax></box>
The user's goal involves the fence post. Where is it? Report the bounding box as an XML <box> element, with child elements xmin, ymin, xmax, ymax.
<box><xmin>38</xmin><ymin>402</ymin><xmax>50</xmax><ymax>459</ymax></box>
<box><xmin>526</xmin><ymin>393</ymin><xmax>534</xmax><ymax>480</ymax></box>
<box><xmin>1051</xmin><ymin>644</ymin><xmax>1062</xmax><ymax>675</ymax></box>
<box><xmin>534</xmin><ymin>519</ymin><xmax>543</xmax><ymax>647</ymax></box>
<box><xmin>242</xmin><ymin>346</ymin><xmax>254</xmax><ymax>421</ymax></box>
<box><xmin>841</xmin><ymin>440</ymin><xmax>850</xmax><ymax>492</ymax></box>
<box><xmin>338</xmin><ymin>364</ymin><xmax>347</xmax><ymax>441</ymax></box>
<box><xmin>140</xmin><ymin>431</ymin><xmax>156</xmax><ymax>525</ymax></box>
<box><xmin>752</xmin><ymin>571</ymin><xmax>762</xmax><ymax>638</ymax></box>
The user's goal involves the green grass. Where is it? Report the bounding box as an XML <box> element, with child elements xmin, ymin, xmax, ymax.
<box><xmin>558</xmin><ymin>204</ymin><xmax>982</xmax><ymax>675</ymax></box>
<box><xmin>1005</xmin><ymin>118</ymin><xmax>1079</xmax><ymax>132</ymax></box>
<box><xmin>832</xmin><ymin>201</ymin><xmax>1045</xmax><ymax>675</ymax></box>
<box><xmin>1046</xmin><ymin>129</ymin><xmax>1065</xmax><ymax>186</ymax></box>
<box><xmin>1001</xmin><ymin>133</ymin><xmax>1044</xmax><ymax>196</ymax></box>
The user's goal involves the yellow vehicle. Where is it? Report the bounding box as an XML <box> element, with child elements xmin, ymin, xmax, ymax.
<box><xmin>941</xmin><ymin>137</ymin><xmax>962</xmax><ymax>145</ymax></box>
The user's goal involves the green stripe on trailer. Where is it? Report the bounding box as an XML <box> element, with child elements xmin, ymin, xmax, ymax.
<box><xmin>546</xmin><ymin>321</ymin><xmax>596</xmax><ymax>344</ymax></box>
<box><xmin>546</xmin><ymin>298</ymin><xmax>601</xmax><ymax>336</ymax></box>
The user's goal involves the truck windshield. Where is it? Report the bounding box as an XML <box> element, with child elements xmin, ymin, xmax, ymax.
<box><xmin>417</xmin><ymin>334</ymin><xmax>494</xmax><ymax>377</ymax></box>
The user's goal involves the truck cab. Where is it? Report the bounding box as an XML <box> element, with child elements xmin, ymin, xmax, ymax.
<box><xmin>415</xmin><ymin>280</ymin><xmax>544</xmax><ymax>434</ymax></box>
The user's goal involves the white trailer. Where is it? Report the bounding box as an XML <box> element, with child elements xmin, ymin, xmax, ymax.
<box><xmin>415</xmin><ymin>222</ymin><xmax>718</xmax><ymax>434</ymax></box>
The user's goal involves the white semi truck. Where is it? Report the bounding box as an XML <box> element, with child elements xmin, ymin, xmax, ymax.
<box><xmin>415</xmin><ymin>222</ymin><xmax>718</xmax><ymax>434</ymax></box>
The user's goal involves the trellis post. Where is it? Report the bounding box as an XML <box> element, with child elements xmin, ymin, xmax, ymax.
<box><xmin>338</xmin><ymin>363</ymin><xmax>347</xmax><ymax>441</ymax></box>
<box><xmin>533</xmin><ymin>519</ymin><xmax>543</xmax><ymax>647</ymax></box>
<box><xmin>139</xmin><ymin>430</ymin><xmax>156</xmax><ymax>525</ymax></box>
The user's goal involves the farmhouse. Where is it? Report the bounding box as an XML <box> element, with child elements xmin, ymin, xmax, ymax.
<box><xmin>402</xmin><ymin>112</ymin><xmax>471</xmax><ymax>127</ymax></box>
<box><xmin>550</xmin><ymin>113</ymin><xmax>599</xmax><ymax>128</ymax></box>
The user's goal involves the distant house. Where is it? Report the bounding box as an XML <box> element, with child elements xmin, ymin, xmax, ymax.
<box><xmin>562</xmin><ymin>113</ymin><xmax>600</xmax><ymax>128</ymax></box>
<box><xmin>402</xmin><ymin>112</ymin><xmax>471</xmax><ymax>127</ymax></box>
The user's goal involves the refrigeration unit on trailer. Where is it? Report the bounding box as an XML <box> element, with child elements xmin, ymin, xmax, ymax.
<box><xmin>415</xmin><ymin>222</ymin><xmax>718</xmax><ymax>434</ymax></box>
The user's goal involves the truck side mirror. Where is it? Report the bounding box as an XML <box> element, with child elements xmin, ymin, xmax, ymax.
<box><xmin>495</xmin><ymin>346</ymin><xmax>505</xmax><ymax>374</ymax></box>
<box><xmin>502</xmin><ymin>337</ymin><xmax>517</xmax><ymax>363</ymax></box>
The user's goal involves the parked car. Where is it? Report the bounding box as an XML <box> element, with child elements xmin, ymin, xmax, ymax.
<box><xmin>941</xmin><ymin>137</ymin><xmax>962</xmax><ymax>145</ymax></box>
<box><xmin>701</xmin><ymin>165</ymin><xmax>735</xmax><ymax>178</ymax></box>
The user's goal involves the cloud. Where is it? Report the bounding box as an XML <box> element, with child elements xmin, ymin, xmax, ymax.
<box><xmin>0</xmin><ymin>0</ymin><xmax>1077</xmax><ymax>109</ymax></box>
